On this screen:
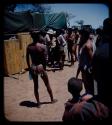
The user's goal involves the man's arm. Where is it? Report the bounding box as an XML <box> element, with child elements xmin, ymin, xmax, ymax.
<box><xmin>26</xmin><ymin>46</ymin><xmax>31</xmax><ymax>71</ymax></box>
<box><xmin>85</xmin><ymin>43</ymin><xmax>93</xmax><ymax>62</ymax></box>
<box><xmin>46</xmin><ymin>34</ymin><xmax>51</xmax><ymax>45</ymax></box>
<box><xmin>76</xmin><ymin>66</ymin><xmax>81</xmax><ymax>79</ymax></box>
<box><xmin>43</xmin><ymin>45</ymin><xmax>48</xmax><ymax>62</ymax></box>
<box><xmin>61</xmin><ymin>35</ymin><xmax>66</xmax><ymax>46</ymax></box>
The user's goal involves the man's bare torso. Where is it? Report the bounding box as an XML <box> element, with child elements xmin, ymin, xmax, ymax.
<box><xmin>28</xmin><ymin>43</ymin><xmax>46</xmax><ymax>65</ymax></box>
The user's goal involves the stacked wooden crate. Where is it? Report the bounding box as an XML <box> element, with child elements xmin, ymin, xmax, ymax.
<box><xmin>4</xmin><ymin>32</ymin><xmax>32</xmax><ymax>75</ymax></box>
<box><xmin>4</xmin><ymin>39</ymin><xmax>22</xmax><ymax>75</ymax></box>
<box><xmin>17</xmin><ymin>32</ymin><xmax>32</xmax><ymax>70</ymax></box>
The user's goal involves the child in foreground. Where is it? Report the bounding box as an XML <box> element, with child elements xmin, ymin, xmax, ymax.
<box><xmin>62</xmin><ymin>77</ymin><xmax>109</xmax><ymax>122</ymax></box>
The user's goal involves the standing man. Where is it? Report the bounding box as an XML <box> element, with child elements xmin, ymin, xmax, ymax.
<box><xmin>26</xmin><ymin>30</ymin><xmax>57</xmax><ymax>107</ymax></box>
<box><xmin>76</xmin><ymin>29</ymin><xmax>96</xmax><ymax>95</ymax></box>
<box><xmin>92</xmin><ymin>18</ymin><xmax>112</xmax><ymax>109</ymax></box>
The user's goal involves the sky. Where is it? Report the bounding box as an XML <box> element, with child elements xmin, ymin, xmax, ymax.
<box><xmin>15</xmin><ymin>3</ymin><xmax>109</xmax><ymax>29</ymax></box>
<box><xmin>43</xmin><ymin>4</ymin><xmax>109</xmax><ymax>29</ymax></box>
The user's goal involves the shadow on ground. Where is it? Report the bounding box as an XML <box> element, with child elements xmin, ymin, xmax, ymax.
<box><xmin>20</xmin><ymin>101</ymin><xmax>52</xmax><ymax>108</ymax></box>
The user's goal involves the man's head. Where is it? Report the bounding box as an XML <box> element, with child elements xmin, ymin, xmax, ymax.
<box><xmin>68</xmin><ymin>77</ymin><xmax>82</xmax><ymax>97</ymax></box>
<box><xmin>96</xmin><ymin>28</ymin><xmax>103</xmax><ymax>36</ymax></box>
<box><xmin>30</xmin><ymin>29</ymin><xmax>41</xmax><ymax>43</ymax></box>
<box><xmin>103</xmin><ymin>18</ymin><xmax>112</xmax><ymax>36</ymax></box>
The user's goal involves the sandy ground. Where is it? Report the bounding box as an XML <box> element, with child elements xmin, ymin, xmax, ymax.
<box><xmin>4</xmin><ymin>61</ymin><xmax>85</xmax><ymax>122</ymax></box>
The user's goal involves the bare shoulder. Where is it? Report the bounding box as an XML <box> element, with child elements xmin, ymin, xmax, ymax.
<box><xmin>36</xmin><ymin>43</ymin><xmax>46</xmax><ymax>50</ymax></box>
<box><xmin>81</xmin><ymin>94</ymin><xmax>93</xmax><ymax>101</ymax></box>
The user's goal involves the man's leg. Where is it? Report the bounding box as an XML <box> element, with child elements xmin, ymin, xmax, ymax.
<box><xmin>32</xmin><ymin>75</ymin><xmax>41</xmax><ymax>107</ymax></box>
<box><xmin>74</xmin><ymin>45</ymin><xmax>78</xmax><ymax>61</ymax></box>
<box><xmin>41</xmin><ymin>71</ymin><xmax>57</xmax><ymax>103</ymax></box>
<box><xmin>70</xmin><ymin>50</ymin><xmax>74</xmax><ymax>65</ymax></box>
<box><xmin>76</xmin><ymin>66</ymin><xmax>81</xmax><ymax>79</ymax></box>
<box><xmin>68</xmin><ymin>48</ymin><xmax>70</xmax><ymax>61</ymax></box>
<box><xmin>50</xmin><ymin>49</ymin><xmax>55</xmax><ymax>67</ymax></box>
<box><xmin>82</xmin><ymin>71</ymin><xmax>94</xmax><ymax>95</ymax></box>
<box><xmin>60</xmin><ymin>52</ymin><xmax>65</xmax><ymax>70</ymax></box>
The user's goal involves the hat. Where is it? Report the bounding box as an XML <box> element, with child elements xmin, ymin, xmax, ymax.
<box><xmin>53</xmin><ymin>31</ymin><xmax>56</xmax><ymax>34</ymax></box>
<box><xmin>68</xmin><ymin>77</ymin><xmax>82</xmax><ymax>95</ymax></box>
<box><xmin>47</xmin><ymin>29</ymin><xmax>54</xmax><ymax>34</ymax></box>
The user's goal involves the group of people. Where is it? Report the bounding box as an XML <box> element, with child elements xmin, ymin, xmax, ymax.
<box><xmin>26</xmin><ymin>17</ymin><xmax>112</xmax><ymax>122</ymax></box>
<box><xmin>26</xmin><ymin>26</ymin><xmax>81</xmax><ymax>107</ymax></box>
<box><xmin>63</xmin><ymin>17</ymin><xmax>112</xmax><ymax>122</ymax></box>
<box><xmin>29</xmin><ymin>27</ymin><xmax>81</xmax><ymax>69</ymax></box>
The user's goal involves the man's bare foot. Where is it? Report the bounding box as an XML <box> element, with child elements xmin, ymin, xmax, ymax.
<box><xmin>51</xmin><ymin>99</ymin><xmax>58</xmax><ymax>104</ymax></box>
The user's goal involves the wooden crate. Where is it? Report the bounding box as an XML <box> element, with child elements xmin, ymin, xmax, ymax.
<box><xmin>17</xmin><ymin>32</ymin><xmax>32</xmax><ymax>70</ymax></box>
<box><xmin>4</xmin><ymin>32</ymin><xmax>32</xmax><ymax>75</ymax></box>
<box><xmin>4</xmin><ymin>39</ymin><xmax>22</xmax><ymax>75</ymax></box>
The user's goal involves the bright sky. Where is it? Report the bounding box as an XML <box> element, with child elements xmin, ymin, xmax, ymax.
<box><xmin>43</xmin><ymin>3</ymin><xmax>109</xmax><ymax>28</ymax></box>
<box><xmin>15</xmin><ymin>3</ymin><xmax>109</xmax><ymax>29</ymax></box>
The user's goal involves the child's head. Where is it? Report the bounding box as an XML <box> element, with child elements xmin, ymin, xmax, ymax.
<box><xmin>68</xmin><ymin>77</ymin><xmax>82</xmax><ymax>97</ymax></box>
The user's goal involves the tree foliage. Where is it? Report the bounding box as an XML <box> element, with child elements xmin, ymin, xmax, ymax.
<box><xmin>32</xmin><ymin>4</ymin><xmax>51</xmax><ymax>13</ymax></box>
<box><xmin>65</xmin><ymin>12</ymin><xmax>76</xmax><ymax>27</ymax></box>
<box><xmin>76</xmin><ymin>20</ymin><xmax>84</xmax><ymax>26</ymax></box>
<box><xmin>5</xmin><ymin>4</ymin><xmax>16</xmax><ymax>12</ymax></box>
<box><xmin>5</xmin><ymin>4</ymin><xmax>51</xmax><ymax>13</ymax></box>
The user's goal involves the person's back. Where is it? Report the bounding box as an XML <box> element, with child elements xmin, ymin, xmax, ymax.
<box><xmin>26</xmin><ymin>30</ymin><xmax>57</xmax><ymax>107</ymax></box>
<box><xmin>79</xmin><ymin>45</ymin><xmax>91</xmax><ymax>71</ymax></box>
<box><xmin>28</xmin><ymin>42</ymin><xmax>47</xmax><ymax>67</ymax></box>
<box><xmin>79</xmin><ymin>34</ymin><xmax>96</xmax><ymax>70</ymax></box>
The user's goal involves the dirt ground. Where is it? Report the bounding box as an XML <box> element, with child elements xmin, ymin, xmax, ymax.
<box><xmin>4</xmin><ymin>61</ymin><xmax>85</xmax><ymax>122</ymax></box>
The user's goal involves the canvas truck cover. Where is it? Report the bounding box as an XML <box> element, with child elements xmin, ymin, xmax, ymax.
<box><xmin>4</xmin><ymin>11</ymin><xmax>67</xmax><ymax>33</ymax></box>
<box><xmin>31</xmin><ymin>12</ymin><xmax>67</xmax><ymax>30</ymax></box>
<box><xmin>45</xmin><ymin>13</ymin><xmax>67</xmax><ymax>30</ymax></box>
<box><xmin>4</xmin><ymin>11</ymin><xmax>33</xmax><ymax>34</ymax></box>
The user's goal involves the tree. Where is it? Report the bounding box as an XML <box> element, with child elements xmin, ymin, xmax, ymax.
<box><xmin>32</xmin><ymin>4</ymin><xmax>51</xmax><ymax>13</ymax></box>
<box><xmin>5</xmin><ymin>4</ymin><xmax>51</xmax><ymax>13</ymax></box>
<box><xmin>65</xmin><ymin>12</ymin><xmax>76</xmax><ymax>27</ymax></box>
<box><xmin>5</xmin><ymin>4</ymin><xmax>17</xmax><ymax>12</ymax></box>
<box><xmin>76</xmin><ymin>20</ymin><xmax>84</xmax><ymax>27</ymax></box>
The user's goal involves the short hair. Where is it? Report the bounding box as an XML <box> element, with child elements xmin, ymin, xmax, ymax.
<box><xmin>68</xmin><ymin>77</ymin><xmax>82</xmax><ymax>95</ymax></box>
<box><xmin>30</xmin><ymin>30</ymin><xmax>41</xmax><ymax>43</ymax></box>
<box><xmin>96</xmin><ymin>28</ymin><xmax>102</xmax><ymax>35</ymax></box>
<box><xmin>103</xmin><ymin>18</ymin><xmax>112</xmax><ymax>35</ymax></box>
